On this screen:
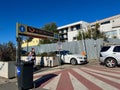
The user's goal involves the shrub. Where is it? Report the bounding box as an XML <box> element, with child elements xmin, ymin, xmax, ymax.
<box><xmin>0</xmin><ymin>41</ymin><xmax>16</xmax><ymax>61</ymax></box>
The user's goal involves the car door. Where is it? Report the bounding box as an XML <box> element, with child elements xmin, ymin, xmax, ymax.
<box><xmin>64</xmin><ymin>54</ymin><xmax>71</xmax><ymax>63</ymax></box>
<box><xmin>113</xmin><ymin>46</ymin><xmax>120</xmax><ymax>63</ymax></box>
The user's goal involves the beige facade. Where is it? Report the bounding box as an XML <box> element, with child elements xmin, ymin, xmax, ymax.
<box><xmin>91</xmin><ymin>14</ymin><xmax>120</xmax><ymax>38</ymax></box>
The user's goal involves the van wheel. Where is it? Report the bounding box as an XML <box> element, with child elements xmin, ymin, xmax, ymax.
<box><xmin>105</xmin><ymin>58</ymin><xmax>117</xmax><ymax>68</ymax></box>
<box><xmin>71</xmin><ymin>58</ymin><xmax>77</xmax><ymax>65</ymax></box>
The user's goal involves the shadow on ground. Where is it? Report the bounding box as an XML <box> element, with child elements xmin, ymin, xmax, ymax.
<box><xmin>34</xmin><ymin>74</ymin><xmax>57</xmax><ymax>88</ymax></box>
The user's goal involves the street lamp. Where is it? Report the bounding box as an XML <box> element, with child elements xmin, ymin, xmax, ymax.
<box><xmin>81</xmin><ymin>28</ymin><xmax>87</xmax><ymax>58</ymax></box>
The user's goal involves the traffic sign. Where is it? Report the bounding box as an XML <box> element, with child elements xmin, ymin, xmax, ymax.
<box><xmin>57</xmin><ymin>41</ymin><xmax>62</xmax><ymax>50</ymax></box>
<box><xmin>16</xmin><ymin>23</ymin><xmax>54</xmax><ymax>39</ymax></box>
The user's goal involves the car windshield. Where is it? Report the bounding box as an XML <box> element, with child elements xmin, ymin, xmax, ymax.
<box><xmin>101</xmin><ymin>46</ymin><xmax>110</xmax><ymax>52</ymax></box>
<box><xmin>55</xmin><ymin>50</ymin><xmax>72</xmax><ymax>55</ymax></box>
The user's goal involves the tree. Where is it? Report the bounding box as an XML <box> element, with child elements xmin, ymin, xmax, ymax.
<box><xmin>77</xmin><ymin>23</ymin><xmax>106</xmax><ymax>40</ymax></box>
<box><xmin>42</xmin><ymin>22</ymin><xmax>58</xmax><ymax>33</ymax></box>
<box><xmin>0</xmin><ymin>41</ymin><xmax>16</xmax><ymax>61</ymax></box>
<box><xmin>92</xmin><ymin>23</ymin><xmax>106</xmax><ymax>40</ymax></box>
<box><xmin>77</xmin><ymin>31</ymin><xmax>85</xmax><ymax>40</ymax></box>
<box><xmin>40</xmin><ymin>22</ymin><xmax>58</xmax><ymax>44</ymax></box>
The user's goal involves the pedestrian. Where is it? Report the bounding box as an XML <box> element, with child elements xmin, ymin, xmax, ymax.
<box><xmin>40</xmin><ymin>56</ymin><xmax>44</xmax><ymax>67</ymax></box>
<box><xmin>27</xmin><ymin>51</ymin><xmax>33</xmax><ymax>61</ymax></box>
<box><xmin>29</xmin><ymin>48</ymin><xmax>36</xmax><ymax>66</ymax></box>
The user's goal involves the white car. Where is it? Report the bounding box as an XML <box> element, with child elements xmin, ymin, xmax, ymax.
<box><xmin>100</xmin><ymin>45</ymin><xmax>120</xmax><ymax>68</ymax></box>
<box><xmin>57</xmin><ymin>51</ymin><xmax>87</xmax><ymax>65</ymax></box>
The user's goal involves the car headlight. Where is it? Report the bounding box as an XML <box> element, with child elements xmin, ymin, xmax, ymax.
<box><xmin>77</xmin><ymin>57</ymin><xmax>83</xmax><ymax>59</ymax></box>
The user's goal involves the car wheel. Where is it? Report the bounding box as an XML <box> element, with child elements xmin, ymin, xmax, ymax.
<box><xmin>71</xmin><ymin>58</ymin><xmax>77</xmax><ymax>65</ymax></box>
<box><xmin>105</xmin><ymin>58</ymin><xmax>117</xmax><ymax>68</ymax></box>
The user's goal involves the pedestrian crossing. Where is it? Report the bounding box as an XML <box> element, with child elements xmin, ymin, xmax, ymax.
<box><xmin>34</xmin><ymin>66</ymin><xmax>120</xmax><ymax>90</ymax></box>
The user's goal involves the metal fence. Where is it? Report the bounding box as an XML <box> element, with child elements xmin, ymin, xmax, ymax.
<box><xmin>23</xmin><ymin>39</ymin><xmax>106</xmax><ymax>60</ymax></box>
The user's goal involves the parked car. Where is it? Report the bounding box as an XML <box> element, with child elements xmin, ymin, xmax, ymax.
<box><xmin>99</xmin><ymin>45</ymin><xmax>120</xmax><ymax>68</ymax></box>
<box><xmin>56</xmin><ymin>50</ymin><xmax>87</xmax><ymax>65</ymax></box>
<box><xmin>21</xmin><ymin>50</ymin><xmax>28</xmax><ymax>55</ymax></box>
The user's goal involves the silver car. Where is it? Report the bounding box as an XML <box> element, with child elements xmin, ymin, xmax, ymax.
<box><xmin>100</xmin><ymin>45</ymin><xmax>120</xmax><ymax>68</ymax></box>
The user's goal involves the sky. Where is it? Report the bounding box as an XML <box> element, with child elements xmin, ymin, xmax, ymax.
<box><xmin>0</xmin><ymin>0</ymin><xmax>120</xmax><ymax>44</ymax></box>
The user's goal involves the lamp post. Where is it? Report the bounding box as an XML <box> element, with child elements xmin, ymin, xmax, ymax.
<box><xmin>81</xmin><ymin>28</ymin><xmax>87</xmax><ymax>58</ymax></box>
<box><xmin>81</xmin><ymin>30</ymin><xmax>85</xmax><ymax>54</ymax></box>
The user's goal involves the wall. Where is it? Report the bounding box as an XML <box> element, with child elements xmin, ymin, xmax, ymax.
<box><xmin>112</xmin><ymin>18</ymin><xmax>120</xmax><ymax>28</ymax></box>
<box><xmin>68</xmin><ymin>30</ymin><xmax>79</xmax><ymax>42</ymax></box>
<box><xmin>21</xmin><ymin>56</ymin><xmax>59</xmax><ymax>67</ymax></box>
<box><xmin>23</xmin><ymin>39</ymin><xmax>104</xmax><ymax>60</ymax></box>
<box><xmin>0</xmin><ymin>61</ymin><xmax>16</xmax><ymax>78</ymax></box>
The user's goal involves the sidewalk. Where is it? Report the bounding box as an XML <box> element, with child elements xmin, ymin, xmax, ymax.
<box><xmin>0</xmin><ymin>66</ymin><xmax>61</xmax><ymax>90</ymax></box>
<box><xmin>0</xmin><ymin>76</ymin><xmax>17</xmax><ymax>90</ymax></box>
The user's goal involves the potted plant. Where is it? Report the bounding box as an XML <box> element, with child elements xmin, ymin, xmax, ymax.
<box><xmin>0</xmin><ymin>41</ymin><xmax>16</xmax><ymax>78</ymax></box>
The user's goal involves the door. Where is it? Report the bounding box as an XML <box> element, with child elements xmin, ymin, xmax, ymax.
<box><xmin>113</xmin><ymin>46</ymin><xmax>120</xmax><ymax>64</ymax></box>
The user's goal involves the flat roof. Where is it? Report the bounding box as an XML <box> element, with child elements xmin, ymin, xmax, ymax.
<box><xmin>57</xmin><ymin>21</ymin><xmax>88</xmax><ymax>30</ymax></box>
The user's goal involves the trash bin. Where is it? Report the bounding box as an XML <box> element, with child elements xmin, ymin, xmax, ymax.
<box><xmin>16</xmin><ymin>61</ymin><xmax>34</xmax><ymax>90</ymax></box>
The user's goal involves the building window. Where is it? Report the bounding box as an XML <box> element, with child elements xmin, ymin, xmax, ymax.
<box><xmin>61</xmin><ymin>30</ymin><xmax>64</xmax><ymax>33</ymax></box>
<box><xmin>101</xmin><ymin>21</ymin><xmax>110</xmax><ymax>25</ymax></box>
<box><xmin>76</xmin><ymin>24</ymin><xmax>81</xmax><ymax>30</ymax></box>
<box><xmin>105</xmin><ymin>30</ymin><xmax>117</xmax><ymax>37</ymax></box>
<box><xmin>71</xmin><ymin>26</ymin><xmax>74</xmax><ymax>31</ymax></box>
<box><xmin>119</xmin><ymin>29</ymin><xmax>120</xmax><ymax>34</ymax></box>
<box><xmin>111</xmin><ymin>30</ymin><xmax>117</xmax><ymax>36</ymax></box>
<box><xmin>73</xmin><ymin>37</ymin><xmax>77</xmax><ymax>40</ymax></box>
<box><xmin>105</xmin><ymin>32</ymin><xmax>111</xmax><ymax>37</ymax></box>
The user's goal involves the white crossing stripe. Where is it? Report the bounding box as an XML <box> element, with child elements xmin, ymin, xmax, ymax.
<box><xmin>102</xmin><ymin>69</ymin><xmax>120</xmax><ymax>73</ymax></box>
<box><xmin>73</xmin><ymin>68</ymin><xmax>119</xmax><ymax>90</ymax></box>
<box><xmin>85</xmin><ymin>70</ymin><xmax>120</xmax><ymax>84</ymax></box>
<box><xmin>43</xmin><ymin>74</ymin><xmax>61</xmax><ymax>90</ymax></box>
<box><xmin>81</xmin><ymin>67</ymin><xmax>120</xmax><ymax>78</ymax></box>
<box><xmin>68</xmin><ymin>72</ymin><xmax>89</xmax><ymax>90</ymax></box>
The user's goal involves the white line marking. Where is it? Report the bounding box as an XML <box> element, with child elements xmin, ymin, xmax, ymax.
<box><xmin>69</xmin><ymin>72</ymin><xmax>89</xmax><ymax>90</ymax></box>
<box><xmin>81</xmin><ymin>67</ymin><xmax>120</xmax><ymax>78</ymax></box>
<box><xmin>73</xmin><ymin>68</ymin><xmax>119</xmax><ymax>90</ymax></box>
<box><xmin>43</xmin><ymin>74</ymin><xmax>61</xmax><ymax>90</ymax></box>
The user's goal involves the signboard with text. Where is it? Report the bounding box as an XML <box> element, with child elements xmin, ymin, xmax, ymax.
<box><xmin>16</xmin><ymin>23</ymin><xmax>55</xmax><ymax>39</ymax></box>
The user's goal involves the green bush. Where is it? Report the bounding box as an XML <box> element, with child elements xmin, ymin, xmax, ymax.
<box><xmin>0</xmin><ymin>41</ymin><xmax>16</xmax><ymax>61</ymax></box>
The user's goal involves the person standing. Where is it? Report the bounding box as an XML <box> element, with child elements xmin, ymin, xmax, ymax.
<box><xmin>30</xmin><ymin>48</ymin><xmax>36</xmax><ymax>65</ymax></box>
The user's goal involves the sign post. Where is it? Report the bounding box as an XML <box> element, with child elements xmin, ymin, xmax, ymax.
<box><xmin>16</xmin><ymin>23</ymin><xmax>56</xmax><ymax>90</ymax></box>
<box><xmin>57</xmin><ymin>41</ymin><xmax>62</xmax><ymax>66</ymax></box>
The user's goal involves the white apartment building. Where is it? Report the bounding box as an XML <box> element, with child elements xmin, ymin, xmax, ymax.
<box><xmin>57</xmin><ymin>14</ymin><xmax>120</xmax><ymax>42</ymax></box>
<box><xmin>57</xmin><ymin>21</ymin><xmax>89</xmax><ymax>42</ymax></box>
<box><xmin>90</xmin><ymin>14</ymin><xmax>120</xmax><ymax>38</ymax></box>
